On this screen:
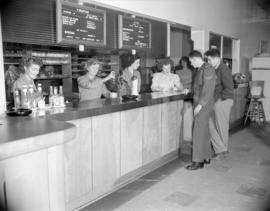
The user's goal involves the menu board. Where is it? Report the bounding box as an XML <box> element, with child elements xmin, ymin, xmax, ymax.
<box><xmin>56</xmin><ymin>0</ymin><xmax>106</xmax><ymax>46</ymax></box>
<box><xmin>118</xmin><ymin>15</ymin><xmax>151</xmax><ymax>49</ymax></box>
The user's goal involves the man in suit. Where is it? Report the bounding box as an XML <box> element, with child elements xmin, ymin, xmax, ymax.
<box><xmin>205</xmin><ymin>49</ymin><xmax>234</xmax><ymax>160</ymax></box>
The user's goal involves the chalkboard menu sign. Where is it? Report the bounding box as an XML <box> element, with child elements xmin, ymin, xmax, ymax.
<box><xmin>56</xmin><ymin>0</ymin><xmax>106</xmax><ymax>46</ymax></box>
<box><xmin>118</xmin><ymin>15</ymin><xmax>151</xmax><ymax>49</ymax></box>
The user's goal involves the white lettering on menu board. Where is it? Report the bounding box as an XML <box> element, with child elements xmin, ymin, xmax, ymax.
<box><xmin>122</xmin><ymin>18</ymin><xmax>150</xmax><ymax>48</ymax></box>
<box><xmin>61</xmin><ymin>3</ymin><xmax>105</xmax><ymax>44</ymax></box>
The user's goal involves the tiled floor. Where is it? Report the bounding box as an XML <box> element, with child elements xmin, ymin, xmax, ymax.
<box><xmin>81</xmin><ymin>124</ymin><xmax>270</xmax><ymax>211</ymax></box>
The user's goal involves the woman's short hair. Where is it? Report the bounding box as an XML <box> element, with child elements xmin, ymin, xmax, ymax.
<box><xmin>121</xmin><ymin>53</ymin><xmax>140</xmax><ymax>69</ymax></box>
<box><xmin>84</xmin><ymin>57</ymin><xmax>101</xmax><ymax>69</ymax></box>
<box><xmin>22</xmin><ymin>56</ymin><xmax>43</xmax><ymax>68</ymax></box>
<box><xmin>179</xmin><ymin>56</ymin><xmax>191</xmax><ymax>69</ymax></box>
<box><xmin>157</xmin><ymin>57</ymin><xmax>174</xmax><ymax>71</ymax></box>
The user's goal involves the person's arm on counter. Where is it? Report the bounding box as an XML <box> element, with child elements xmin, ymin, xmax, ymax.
<box><xmin>151</xmin><ymin>73</ymin><xmax>161</xmax><ymax>92</ymax></box>
<box><xmin>174</xmin><ymin>75</ymin><xmax>183</xmax><ymax>91</ymax></box>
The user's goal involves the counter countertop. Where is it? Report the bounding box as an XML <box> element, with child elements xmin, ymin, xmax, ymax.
<box><xmin>42</xmin><ymin>91</ymin><xmax>190</xmax><ymax>122</ymax></box>
<box><xmin>0</xmin><ymin>91</ymin><xmax>189</xmax><ymax>160</ymax></box>
<box><xmin>0</xmin><ymin>116</ymin><xmax>76</xmax><ymax>160</ymax></box>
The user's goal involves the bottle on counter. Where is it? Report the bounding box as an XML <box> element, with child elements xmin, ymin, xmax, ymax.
<box><xmin>59</xmin><ymin>86</ymin><xmax>65</xmax><ymax>107</ymax></box>
<box><xmin>37</xmin><ymin>83</ymin><xmax>43</xmax><ymax>99</ymax></box>
<box><xmin>28</xmin><ymin>84</ymin><xmax>36</xmax><ymax>109</ymax></box>
<box><xmin>131</xmin><ymin>75</ymin><xmax>138</xmax><ymax>96</ymax></box>
<box><xmin>53</xmin><ymin>86</ymin><xmax>60</xmax><ymax>107</ymax></box>
<box><xmin>21</xmin><ymin>85</ymin><xmax>29</xmax><ymax>109</ymax></box>
<box><xmin>13</xmin><ymin>88</ymin><xmax>21</xmax><ymax>109</ymax></box>
<box><xmin>37</xmin><ymin>83</ymin><xmax>45</xmax><ymax>109</ymax></box>
<box><xmin>49</xmin><ymin>86</ymin><xmax>54</xmax><ymax>107</ymax></box>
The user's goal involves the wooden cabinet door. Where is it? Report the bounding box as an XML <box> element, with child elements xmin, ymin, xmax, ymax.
<box><xmin>3</xmin><ymin>149</ymin><xmax>50</xmax><ymax>211</ymax></box>
<box><xmin>120</xmin><ymin>108</ymin><xmax>143</xmax><ymax>176</ymax></box>
<box><xmin>0</xmin><ymin>161</ymin><xmax>6</xmax><ymax>211</ymax></box>
<box><xmin>92</xmin><ymin>113</ymin><xmax>121</xmax><ymax>195</ymax></box>
<box><xmin>161</xmin><ymin>101</ymin><xmax>181</xmax><ymax>155</ymax></box>
<box><xmin>143</xmin><ymin>104</ymin><xmax>162</xmax><ymax>165</ymax></box>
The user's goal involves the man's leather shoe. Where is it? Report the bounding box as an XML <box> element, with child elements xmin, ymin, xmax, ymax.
<box><xmin>186</xmin><ymin>162</ymin><xmax>204</xmax><ymax>170</ymax></box>
<box><xmin>204</xmin><ymin>159</ymin><xmax>211</xmax><ymax>164</ymax></box>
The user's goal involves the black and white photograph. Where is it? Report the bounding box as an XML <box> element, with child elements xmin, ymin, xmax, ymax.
<box><xmin>0</xmin><ymin>0</ymin><xmax>270</xmax><ymax>210</ymax></box>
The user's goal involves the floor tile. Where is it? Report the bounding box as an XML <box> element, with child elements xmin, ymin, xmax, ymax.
<box><xmin>206</xmin><ymin>162</ymin><xmax>232</xmax><ymax>173</ymax></box>
<box><xmin>164</xmin><ymin>191</ymin><xmax>198</xmax><ymax>206</ymax></box>
<box><xmin>236</xmin><ymin>184</ymin><xmax>269</xmax><ymax>199</ymax></box>
<box><xmin>260</xmin><ymin>160</ymin><xmax>270</xmax><ymax>167</ymax></box>
<box><xmin>231</xmin><ymin>145</ymin><xmax>252</xmax><ymax>152</ymax></box>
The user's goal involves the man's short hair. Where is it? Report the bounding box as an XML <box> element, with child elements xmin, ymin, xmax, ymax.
<box><xmin>204</xmin><ymin>49</ymin><xmax>221</xmax><ymax>58</ymax></box>
<box><xmin>189</xmin><ymin>50</ymin><xmax>203</xmax><ymax>58</ymax></box>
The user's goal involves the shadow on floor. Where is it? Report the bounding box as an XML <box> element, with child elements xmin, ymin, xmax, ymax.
<box><xmin>80</xmin><ymin>158</ymin><xmax>187</xmax><ymax>211</ymax></box>
<box><xmin>248</xmin><ymin>122</ymin><xmax>270</xmax><ymax>148</ymax></box>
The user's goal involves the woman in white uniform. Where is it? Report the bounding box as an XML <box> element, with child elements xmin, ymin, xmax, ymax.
<box><xmin>151</xmin><ymin>58</ymin><xmax>183</xmax><ymax>92</ymax></box>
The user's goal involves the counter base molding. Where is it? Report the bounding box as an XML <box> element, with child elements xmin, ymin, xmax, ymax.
<box><xmin>64</xmin><ymin>100</ymin><xmax>183</xmax><ymax>211</ymax></box>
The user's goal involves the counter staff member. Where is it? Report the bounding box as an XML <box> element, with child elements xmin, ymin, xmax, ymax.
<box><xmin>120</xmin><ymin>53</ymin><xmax>141</xmax><ymax>94</ymax></box>
<box><xmin>175</xmin><ymin>56</ymin><xmax>193</xmax><ymax>90</ymax></box>
<box><xmin>151</xmin><ymin>58</ymin><xmax>183</xmax><ymax>92</ymax></box>
<box><xmin>205</xmin><ymin>49</ymin><xmax>234</xmax><ymax>160</ymax></box>
<box><xmin>186</xmin><ymin>50</ymin><xmax>216</xmax><ymax>170</ymax></box>
<box><xmin>175</xmin><ymin>56</ymin><xmax>193</xmax><ymax>141</ymax></box>
<box><xmin>13</xmin><ymin>55</ymin><xmax>43</xmax><ymax>92</ymax></box>
<box><xmin>77</xmin><ymin>57</ymin><xmax>115</xmax><ymax>101</ymax></box>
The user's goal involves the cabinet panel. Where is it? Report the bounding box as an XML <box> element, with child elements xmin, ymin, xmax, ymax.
<box><xmin>4</xmin><ymin>149</ymin><xmax>50</xmax><ymax>211</ymax></box>
<box><xmin>0</xmin><ymin>162</ymin><xmax>5</xmax><ymax>211</ymax></box>
<box><xmin>65</xmin><ymin>118</ymin><xmax>92</xmax><ymax>203</ymax></box>
<box><xmin>120</xmin><ymin>108</ymin><xmax>143</xmax><ymax>176</ymax></box>
<box><xmin>176</xmin><ymin>100</ymin><xmax>183</xmax><ymax>148</ymax></box>
<box><xmin>48</xmin><ymin>145</ymin><xmax>65</xmax><ymax>211</ymax></box>
<box><xmin>143</xmin><ymin>104</ymin><xmax>162</xmax><ymax>165</ymax></box>
<box><xmin>161</xmin><ymin>101</ymin><xmax>179</xmax><ymax>155</ymax></box>
<box><xmin>92</xmin><ymin>113</ymin><xmax>121</xmax><ymax>194</ymax></box>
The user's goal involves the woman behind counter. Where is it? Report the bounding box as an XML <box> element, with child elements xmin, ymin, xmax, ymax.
<box><xmin>119</xmin><ymin>53</ymin><xmax>141</xmax><ymax>95</ymax></box>
<box><xmin>77</xmin><ymin>57</ymin><xmax>115</xmax><ymax>101</ymax></box>
<box><xmin>175</xmin><ymin>56</ymin><xmax>193</xmax><ymax>91</ymax></box>
<box><xmin>151</xmin><ymin>58</ymin><xmax>183</xmax><ymax>92</ymax></box>
<box><xmin>13</xmin><ymin>56</ymin><xmax>43</xmax><ymax>92</ymax></box>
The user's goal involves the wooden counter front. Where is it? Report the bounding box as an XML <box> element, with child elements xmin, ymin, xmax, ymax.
<box><xmin>61</xmin><ymin>93</ymin><xmax>185</xmax><ymax>210</ymax></box>
<box><xmin>0</xmin><ymin>91</ymin><xmax>187</xmax><ymax>211</ymax></box>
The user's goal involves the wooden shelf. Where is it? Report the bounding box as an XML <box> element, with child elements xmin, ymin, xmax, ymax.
<box><xmin>4</xmin><ymin>54</ymin><xmax>24</xmax><ymax>57</ymax></box>
<box><xmin>72</xmin><ymin>70</ymin><xmax>85</xmax><ymax>73</ymax></box>
<box><xmin>35</xmin><ymin>75</ymin><xmax>71</xmax><ymax>80</ymax></box>
<box><xmin>4</xmin><ymin>62</ymin><xmax>20</xmax><ymax>65</ymax></box>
